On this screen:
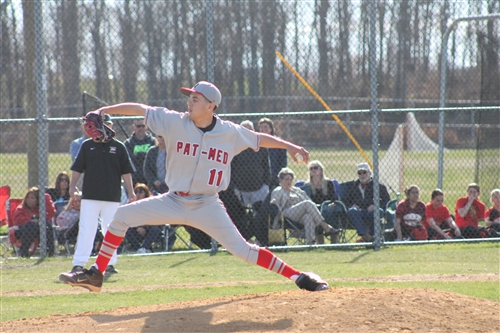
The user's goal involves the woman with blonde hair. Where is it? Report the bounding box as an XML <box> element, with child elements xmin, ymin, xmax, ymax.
<box><xmin>305</xmin><ymin>160</ymin><xmax>337</xmax><ymax>204</ymax></box>
<box><xmin>56</xmin><ymin>191</ymin><xmax>82</xmax><ymax>230</ymax></box>
<box><xmin>55</xmin><ymin>191</ymin><xmax>83</xmax><ymax>250</ymax></box>
<box><xmin>485</xmin><ymin>189</ymin><xmax>500</xmax><ymax>236</ymax></box>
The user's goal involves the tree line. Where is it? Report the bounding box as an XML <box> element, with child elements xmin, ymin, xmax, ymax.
<box><xmin>1</xmin><ymin>0</ymin><xmax>499</xmax><ymax>118</ymax></box>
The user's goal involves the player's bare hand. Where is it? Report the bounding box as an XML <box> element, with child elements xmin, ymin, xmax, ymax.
<box><xmin>128</xmin><ymin>193</ymin><xmax>137</xmax><ymax>203</ymax></box>
<box><xmin>70</xmin><ymin>186</ymin><xmax>78</xmax><ymax>201</ymax></box>
<box><xmin>288</xmin><ymin>146</ymin><xmax>309</xmax><ymax>164</ymax></box>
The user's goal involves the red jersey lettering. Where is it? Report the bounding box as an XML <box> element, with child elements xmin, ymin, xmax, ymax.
<box><xmin>183</xmin><ymin>143</ymin><xmax>191</xmax><ymax>155</ymax></box>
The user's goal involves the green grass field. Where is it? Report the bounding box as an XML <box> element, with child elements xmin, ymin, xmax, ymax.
<box><xmin>1</xmin><ymin>243</ymin><xmax>498</xmax><ymax>322</ymax></box>
<box><xmin>1</xmin><ymin>149</ymin><xmax>498</xmax><ymax>208</ymax></box>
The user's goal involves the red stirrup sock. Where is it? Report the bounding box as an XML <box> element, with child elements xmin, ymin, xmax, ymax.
<box><xmin>94</xmin><ymin>231</ymin><xmax>123</xmax><ymax>273</ymax></box>
<box><xmin>256</xmin><ymin>247</ymin><xmax>301</xmax><ymax>280</ymax></box>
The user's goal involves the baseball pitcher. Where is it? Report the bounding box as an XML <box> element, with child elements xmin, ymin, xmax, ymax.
<box><xmin>60</xmin><ymin>81</ymin><xmax>329</xmax><ymax>292</ymax></box>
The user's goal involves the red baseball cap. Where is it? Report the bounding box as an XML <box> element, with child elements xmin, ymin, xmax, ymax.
<box><xmin>180</xmin><ymin>81</ymin><xmax>222</xmax><ymax>107</ymax></box>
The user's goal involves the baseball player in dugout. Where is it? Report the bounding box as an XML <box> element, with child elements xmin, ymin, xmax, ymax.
<box><xmin>59</xmin><ymin>81</ymin><xmax>330</xmax><ymax>292</ymax></box>
<box><xmin>65</xmin><ymin>114</ymin><xmax>136</xmax><ymax>276</ymax></box>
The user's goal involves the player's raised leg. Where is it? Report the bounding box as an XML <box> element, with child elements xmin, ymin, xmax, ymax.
<box><xmin>190</xmin><ymin>196</ymin><xmax>329</xmax><ymax>291</ymax></box>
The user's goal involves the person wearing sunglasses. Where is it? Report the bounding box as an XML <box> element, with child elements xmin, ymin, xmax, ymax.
<box><xmin>304</xmin><ymin>160</ymin><xmax>339</xmax><ymax>243</ymax></box>
<box><xmin>46</xmin><ymin>171</ymin><xmax>71</xmax><ymax>203</ymax></box>
<box><xmin>343</xmin><ymin>162</ymin><xmax>391</xmax><ymax>242</ymax></box>
<box><xmin>124</xmin><ymin>119</ymin><xmax>156</xmax><ymax>186</ymax></box>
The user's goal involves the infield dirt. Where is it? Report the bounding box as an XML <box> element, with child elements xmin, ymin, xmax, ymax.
<box><xmin>3</xmin><ymin>284</ymin><xmax>499</xmax><ymax>332</ymax></box>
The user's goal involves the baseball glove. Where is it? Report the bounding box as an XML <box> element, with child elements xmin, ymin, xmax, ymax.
<box><xmin>83</xmin><ymin>111</ymin><xmax>115</xmax><ymax>143</ymax></box>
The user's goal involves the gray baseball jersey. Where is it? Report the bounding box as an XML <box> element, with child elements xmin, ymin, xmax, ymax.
<box><xmin>145</xmin><ymin>108</ymin><xmax>259</xmax><ymax>195</ymax></box>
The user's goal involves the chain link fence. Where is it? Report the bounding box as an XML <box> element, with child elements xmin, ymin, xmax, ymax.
<box><xmin>1</xmin><ymin>1</ymin><xmax>499</xmax><ymax>257</ymax></box>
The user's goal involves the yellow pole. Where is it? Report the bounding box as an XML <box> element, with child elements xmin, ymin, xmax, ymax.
<box><xmin>276</xmin><ymin>51</ymin><xmax>373</xmax><ymax>169</ymax></box>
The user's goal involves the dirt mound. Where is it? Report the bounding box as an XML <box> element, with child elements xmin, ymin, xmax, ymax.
<box><xmin>3</xmin><ymin>287</ymin><xmax>498</xmax><ymax>332</ymax></box>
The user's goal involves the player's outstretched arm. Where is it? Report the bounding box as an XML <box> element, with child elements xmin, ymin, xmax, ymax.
<box><xmin>258</xmin><ymin>133</ymin><xmax>309</xmax><ymax>164</ymax></box>
<box><xmin>96</xmin><ymin>103</ymin><xmax>150</xmax><ymax>117</ymax></box>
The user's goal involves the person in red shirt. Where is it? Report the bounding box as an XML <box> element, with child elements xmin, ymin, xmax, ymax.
<box><xmin>12</xmin><ymin>186</ymin><xmax>56</xmax><ymax>257</ymax></box>
<box><xmin>394</xmin><ymin>185</ymin><xmax>427</xmax><ymax>241</ymax></box>
<box><xmin>485</xmin><ymin>188</ymin><xmax>500</xmax><ymax>237</ymax></box>
<box><xmin>425</xmin><ymin>189</ymin><xmax>461</xmax><ymax>239</ymax></box>
<box><xmin>454</xmin><ymin>183</ymin><xmax>486</xmax><ymax>238</ymax></box>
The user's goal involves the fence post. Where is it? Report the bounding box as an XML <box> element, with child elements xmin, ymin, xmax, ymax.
<box><xmin>368</xmin><ymin>0</ymin><xmax>381</xmax><ymax>251</ymax></box>
<box><xmin>35</xmin><ymin>0</ymin><xmax>49</xmax><ymax>258</ymax></box>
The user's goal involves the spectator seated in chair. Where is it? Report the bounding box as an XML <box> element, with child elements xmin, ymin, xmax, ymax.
<box><xmin>144</xmin><ymin>135</ymin><xmax>169</xmax><ymax>195</ymax></box>
<box><xmin>454</xmin><ymin>183</ymin><xmax>487</xmax><ymax>239</ymax></box>
<box><xmin>303</xmin><ymin>160</ymin><xmax>339</xmax><ymax>243</ymax></box>
<box><xmin>12</xmin><ymin>186</ymin><xmax>56</xmax><ymax>257</ymax></box>
<box><xmin>270</xmin><ymin>167</ymin><xmax>339</xmax><ymax>245</ymax></box>
<box><xmin>343</xmin><ymin>162</ymin><xmax>391</xmax><ymax>242</ymax></box>
<box><xmin>484</xmin><ymin>188</ymin><xmax>500</xmax><ymax>237</ymax></box>
<box><xmin>56</xmin><ymin>190</ymin><xmax>82</xmax><ymax>246</ymax></box>
<box><xmin>425</xmin><ymin>189</ymin><xmax>461</xmax><ymax>239</ymax></box>
<box><xmin>124</xmin><ymin>184</ymin><xmax>162</xmax><ymax>254</ymax></box>
<box><xmin>229</xmin><ymin>120</ymin><xmax>271</xmax><ymax>246</ymax></box>
<box><xmin>394</xmin><ymin>185</ymin><xmax>427</xmax><ymax>241</ymax></box>
<box><xmin>46</xmin><ymin>171</ymin><xmax>71</xmax><ymax>203</ymax></box>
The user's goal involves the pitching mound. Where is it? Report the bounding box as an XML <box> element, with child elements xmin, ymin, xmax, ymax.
<box><xmin>3</xmin><ymin>287</ymin><xmax>499</xmax><ymax>332</ymax></box>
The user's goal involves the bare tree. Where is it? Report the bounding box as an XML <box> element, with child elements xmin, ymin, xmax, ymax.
<box><xmin>248</xmin><ymin>0</ymin><xmax>259</xmax><ymax>104</ymax></box>
<box><xmin>316</xmin><ymin>0</ymin><xmax>330</xmax><ymax>97</ymax></box>
<box><xmin>336</xmin><ymin>0</ymin><xmax>352</xmax><ymax>96</ymax></box>
<box><xmin>119</xmin><ymin>0</ymin><xmax>141</xmax><ymax>101</ymax></box>
<box><xmin>478</xmin><ymin>15</ymin><xmax>500</xmax><ymax>104</ymax></box>
<box><xmin>1</xmin><ymin>1</ymin><xmax>14</xmax><ymax>110</ymax></box>
<box><xmin>261</xmin><ymin>0</ymin><xmax>276</xmax><ymax>97</ymax></box>
<box><xmin>394</xmin><ymin>0</ymin><xmax>411</xmax><ymax>106</ymax></box>
<box><xmin>60</xmin><ymin>0</ymin><xmax>80</xmax><ymax>106</ymax></box>
<box><xmin>84</xmin><ymin>0</ymin><xmax>111</xmax><ymax>102</ymax></box>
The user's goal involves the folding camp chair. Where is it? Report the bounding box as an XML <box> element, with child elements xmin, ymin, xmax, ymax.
<box><xmin>7</xmin><ymin>198</ymin><xmax>39</xmax><ymax>257</ymax></box>
<box><xmin>381</xmin><ymin>198</ymin><xmax>398</xmax><ymax>242</ymax></box>
<box><xmin>269</xmin><ymin>204</ymin><xmax>306</xmax><ymax>246</ymax></box>
<box><xmin>0</xmin><ymin>186</ymin><xmax>11</xmax><ymax>226</ymax></box>
<box><xmin>52</xmin><ymin>200</ymin><xmax>71</xmax><ymax>254</ymax></box>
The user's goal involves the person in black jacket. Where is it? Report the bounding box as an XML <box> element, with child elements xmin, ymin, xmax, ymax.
<box><xmin>229</xmin><ymin>120</ymin><xmax>271</xmax><ymax>246</ymax></box>
<box><xmin>143</xmin><ymin>135</ymin><xmax>169</xmax><ymax>194</ymax></box>
<box><xmin>258</xmin><ymin>117</ymin><xmax>287</xmax><ymax>189</ymax></box>
<box><xmin>344</xmin><ymin>162</ymin><xmax>390</xmax><ymax>242</ymax></box>
<box><xmin>124</xmin><ymin>119</ymin><xmax>156</xmax><ymax>186</ymax></box>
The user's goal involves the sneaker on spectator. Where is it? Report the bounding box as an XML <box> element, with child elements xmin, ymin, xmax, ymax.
<box><xmin>136</xmin><ymin>247</ymin><xmax>151</xmax><ymax>254</ymax></box>
<box><xmin>71</xmin><ymin>265</ymin><xmax>84</xmax><ymax>273</ymax></box>
<box><xmin>105</xmin><ymin>265</ymin><xmax>118</xmax><ymax>275</ymax></box>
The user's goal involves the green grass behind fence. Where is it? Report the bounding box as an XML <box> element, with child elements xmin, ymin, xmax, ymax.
<box><xmin>1</xmin><ymin>243</ymin><xmax>498</xmax><ymax>322</ymax></box>
<box><xmin>1</xmin><ymin>149</ymin><xmax>497</xmax><ymax>209</ymax></box>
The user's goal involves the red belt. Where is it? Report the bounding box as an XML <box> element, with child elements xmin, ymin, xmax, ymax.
<box><xmin>175</xmin><ymin>191</ymin><xmax>190</xmax><ymax>197</ymax></box>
